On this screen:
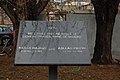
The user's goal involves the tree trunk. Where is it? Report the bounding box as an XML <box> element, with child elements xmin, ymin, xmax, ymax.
<box><xmin>0</xmin><ymin>2</ymin><xmax>20</xmax><ymax>55</ymax></box>
<box><xmin>26</xmin><ymin>0</ymin><xmax>49</xmax><ymax>20</ymax></box>
<box><xmin>0</xmin><ymin>0</ymin><xmax>50</xmax><ymax>55</ymax></box>
<box><xmin>91</xmin><ymin>0</ymin><xmax>119</xmax><ymax>64</ymax></box>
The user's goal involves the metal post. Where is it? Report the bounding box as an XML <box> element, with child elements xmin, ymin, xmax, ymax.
<box><xmin>49</xmin><ymin>65</ymin><xmax>58</xmax><ymax>80</ymax></box>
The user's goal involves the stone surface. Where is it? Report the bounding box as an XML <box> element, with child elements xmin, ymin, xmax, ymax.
<box><xmin>67</xmin><ymin>14</ymin><xmax>120</xmax><ymax>59</ymax></box>
<box><xmin>15</xmin><ymin>21</ymin><xmax>91</xmax><ymax>65</ymax></box>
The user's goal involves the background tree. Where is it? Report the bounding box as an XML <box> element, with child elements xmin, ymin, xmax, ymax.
<box><xmin>0</xmin><ymin>0</ymin><xmax>49</xmax><ymax>53</ymax></box>
<box><xmin>91</xmin><ymin>0</ymin><xmax>120</xmax><ymax>64</ymax></box>
<box><xmin>0</xmin><ymin>8</ymin><xmax>4</xmax><ymax>24</ymax></box>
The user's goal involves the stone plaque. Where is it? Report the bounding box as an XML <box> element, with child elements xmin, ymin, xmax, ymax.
<box><xmin>15</xmin><ymin>21</ymin><xmax>91</xmax><ymax>65</ymax></box>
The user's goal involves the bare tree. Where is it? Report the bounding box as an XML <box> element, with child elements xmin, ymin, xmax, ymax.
<box><xmin>0</xmin><ymin>8</ymin><xmax>4</xmax><ymax>24</ymax></box>
<box><xmin>91</xmin><ymin>0</ymin><xmax>120</xmax><ymax>64</ymax></box>
<box><xmin>0</xmin><ymin>0</ymin><xmax>49</xmax><ymax>53</ymax></box>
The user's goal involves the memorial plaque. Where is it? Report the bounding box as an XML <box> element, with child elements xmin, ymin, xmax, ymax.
<box><xmin>15</xmin><ymin>21</ymin><xmax>91</xmax><ymax>65</ymax></box>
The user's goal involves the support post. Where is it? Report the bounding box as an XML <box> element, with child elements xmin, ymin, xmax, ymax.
<box><xmin>49</xmin><ymin>65</ymin><xmax>58</xmax><ymax>80</ymax></box>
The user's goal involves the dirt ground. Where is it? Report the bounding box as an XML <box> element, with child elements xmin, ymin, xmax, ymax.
<box><xmin>0</xmin><ymin>55</ymin><xmax>120</xmax><ymax>80</ymax></box>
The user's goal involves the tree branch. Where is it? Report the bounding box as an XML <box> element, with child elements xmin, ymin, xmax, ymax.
<box><xmin>36</xmin><ymin>0</ymin><xmax>50</xmax><ymax>14</ymax></box>
<box><xmin>0</xmin><ymin>0</ymin><xmax>19</xmax><ymax>27</ymax></box>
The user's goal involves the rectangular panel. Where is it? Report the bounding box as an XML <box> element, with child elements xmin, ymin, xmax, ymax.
<box><xmin>15</xmin><ymin>21</ymin><xmax>91</xmax><ymax>65</ymax></box>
